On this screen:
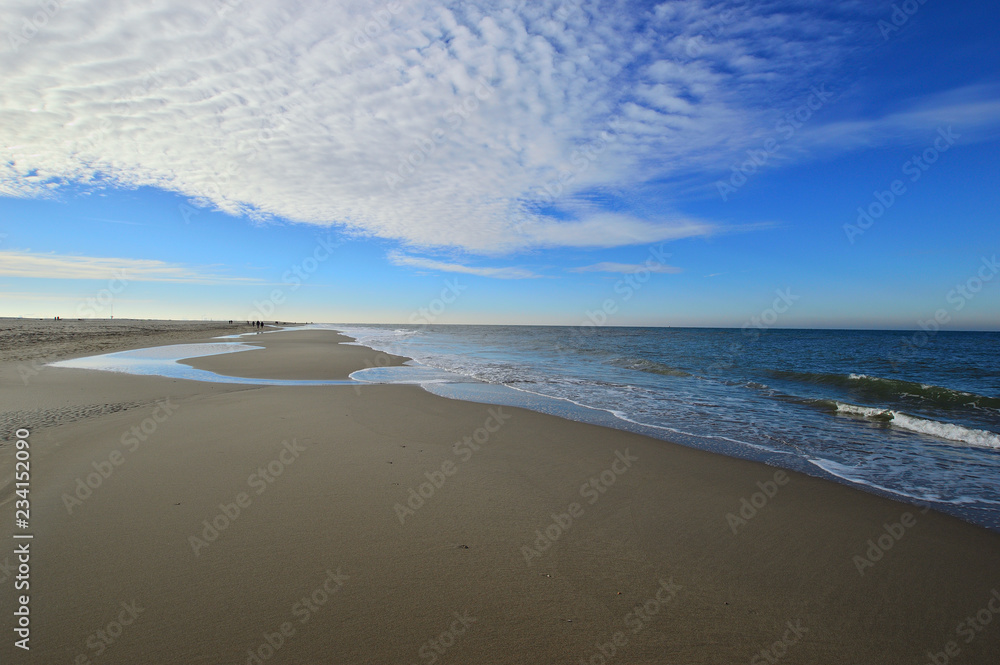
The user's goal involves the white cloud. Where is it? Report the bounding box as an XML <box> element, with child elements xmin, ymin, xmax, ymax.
<box><xmin>794</xmin><ymin>84</ymin><xmax>1000</xmax><ymax>153</ymax></box>
<box><xmin>388</xmin><ymin>251</ymin><xmax>540</xmax><ymax>279</ymax></box>
<box><xmin>520</xmin><ymin>213</ymin><xmax>713</xmax><ymax>248</ymax></box>
<box><xmin>1</xmin><ymin>0</ymin><xmax>995</xmax><ymax>254</ymax></box>
<box><xmin>0</xmin><ymin>250</ymin><xmax>262</xmax><ymax>284</ymax></box>
<box><xmin>573</xmin><ymin>261</ymin><xmax>681</xmax><ymax>274</ymax></box>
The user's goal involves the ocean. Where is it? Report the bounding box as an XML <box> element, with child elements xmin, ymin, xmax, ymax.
<box><xmin>332</xmin><ymin>324</ymin><xmax>1000</xmax><ymax>531</ymax></box>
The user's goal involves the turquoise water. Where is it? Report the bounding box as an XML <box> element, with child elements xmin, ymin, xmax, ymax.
<box><xmin>335</xmin><ymin>324</ymin><xmax>1000</xmax><ymax>531</ymax></box>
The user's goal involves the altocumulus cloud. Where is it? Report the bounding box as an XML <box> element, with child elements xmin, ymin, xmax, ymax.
<box><xmin>3</xmin><ymin>0</ymin><xmax>998</xmax><ymax>255</ymax></box>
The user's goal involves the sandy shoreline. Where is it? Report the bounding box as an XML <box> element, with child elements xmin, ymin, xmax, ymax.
<box><xmin>1</xmin><ymin>323</ymin><xmax>998</xmax><ymax>663</ymax></box>
<box><xmin>0</xmin><ymin>318</ymin><xmax>279</xmax><ymax>364</ymax></box>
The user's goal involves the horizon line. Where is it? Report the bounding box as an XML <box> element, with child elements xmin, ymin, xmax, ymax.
<box><xmin>4</xmin><ymin>317</ymin><xmax>997</xmax><ymax>333</ymax></box>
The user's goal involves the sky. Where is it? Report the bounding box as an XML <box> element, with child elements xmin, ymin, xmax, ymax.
<box><xmin>1</xmin><ymin>0</ymin><xmax>998</xmax><ymax>328</ymax></box>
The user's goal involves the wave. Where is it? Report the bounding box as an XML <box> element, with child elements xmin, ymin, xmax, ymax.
<box><xmin>831</xmin><ymin>401</ymin><xmax>895</xmax><ymax>421</ymax></box>
<box><xmin>829</xmin><ymin>400</ymin><xmax>1000</xmax><ymax>450</ymax></box>
<box><xmin>890</xmin><ymin>412</ymin><xmax>1000</xmax><ymax>449</ymax></box>
<box><xmin>495</xmin><ymin>381</ymin><xmax>786</xmax><ymax>455</ymax></box>
<box><xmin>767</xmin><ymin>369</ymin><xmax>1000</xmax><ymax>411</ymax></box>
<box><xmin>606</xmin><ymin>356</ymin><xmax>692</xmax><ymax>377</ymax></box>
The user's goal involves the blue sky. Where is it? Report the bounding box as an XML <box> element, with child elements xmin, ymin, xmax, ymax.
<box><xmin>1</xmin><ymin>0</ymin><xmax>998</xmax><ymax>328</ymax></box>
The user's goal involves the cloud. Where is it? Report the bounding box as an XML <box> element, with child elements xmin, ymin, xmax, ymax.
<box><xmin>573</xmin><ymin>261</ymin><xmax>682</xmax><ymax>274</ymax></box>
<box><xmin>2</xmin><ymin>0</ymin><xmax>995</xmax><ymax>253</ymax></box>
<box><xmin>793</xmin><ymin>84</ymin><xmax>1000</xmax><ymax>154</ymax></box>
<box><xmin>518</xmin><ymin>213</ymin><xmax>714</xmax><ymax>249</ymax></box>
<box><xmin>0</xmin><ymin>290</ymin><xmax>158</xmax><ymax>306</ymax></box>
<box><xmin>388</xmin><ymin>251</ymin><xmax>540</xmax><ymax>279</ymax></box>
<box><xmin>0</xmin><ymin>291</ymin><xmax>96</xmax><ymax>302</ymax></box>
<box><xmin>0</xmin><ymin>250</ymin><xmax>262</xmax><ymax>284</ymax></box>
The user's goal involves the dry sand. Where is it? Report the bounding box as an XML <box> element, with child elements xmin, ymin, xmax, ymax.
<box><xmin>0</xmin><ymin>318</ymin><xmax>270</xmax><ymax>364</ymax></box>
<box><xmin>1</xmin><ymin>323</ymin><xmax>998</xmax><ymax>664</ymax></box>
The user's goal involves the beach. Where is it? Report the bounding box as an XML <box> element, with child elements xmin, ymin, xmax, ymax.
<box><xmin>0</xmin><ymin>318</ymin><xmax>267</xmax><ymax>364</ymax></box>
<box><xmin>2</xmin><ymin>322</ymin><xmax>999</xmax><ymax>664</ymax></box>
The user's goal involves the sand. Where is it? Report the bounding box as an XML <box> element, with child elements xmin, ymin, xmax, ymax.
<box><xmin>1</xmin><ymin>323</ymin><xmax>998</xmax><ymax>664</ymax></box>
<box><xmin>180</xmin><ymin>329</ymin><xmax>410</xmax><ymax>380</ymax></box>
<box><xmin>0</xmin><ymin>318</ymin><xmax>270</xmax><ymax>364</ymax></box>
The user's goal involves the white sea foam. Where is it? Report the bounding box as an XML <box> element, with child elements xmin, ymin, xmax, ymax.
<box><xmin>890</xmin><ymin>412</ymin><xmax>1000</xmax><ymax>450</ymax></box>
<box><xmin>834</xmin><ymin>401</ymin><xmax>1000</xmax><ymax>450</ymax></box>
<box><xmin>835</xmin><ymin>402</ymin><xmax>891</xmax><ymax>418</ymax></box>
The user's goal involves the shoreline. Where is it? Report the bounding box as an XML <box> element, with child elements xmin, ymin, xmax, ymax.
<box><xmin>23</xmin><ymin>322</ymin><xmax>1000</xmax><ymax>530</ymax></box>
<box><xmin>2</xmin><ymin>323</ymin><xmax>998</xmax><ymax>663</ymax></box>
